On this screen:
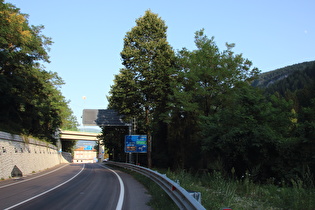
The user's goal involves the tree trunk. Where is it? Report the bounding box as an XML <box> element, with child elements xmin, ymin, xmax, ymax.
<box><xmin>145</xmin><ymin>108</ymin><xmax>152</xmax><ymax>168</ymax></box>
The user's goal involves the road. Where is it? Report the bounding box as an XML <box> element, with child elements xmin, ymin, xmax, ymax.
<box><xmin>0</xmin><ymin>163</ymin><xmax>152</xmax><ymax>210</ymax></box>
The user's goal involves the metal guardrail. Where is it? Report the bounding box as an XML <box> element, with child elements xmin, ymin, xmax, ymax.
<box><xmin>106</xmin><ymin>161</ymin><xmax>206</xmax><ymax>210</ymax></box>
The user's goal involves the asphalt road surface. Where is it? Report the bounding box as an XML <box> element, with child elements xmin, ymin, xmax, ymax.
<box><xmin>0</xmin><ymin>163</ymin><xmax>152</xmax><ymax>210</ymax></box>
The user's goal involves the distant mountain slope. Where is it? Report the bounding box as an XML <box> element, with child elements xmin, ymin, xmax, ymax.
<box><xmin>251</xmin><ymin>61</ymin><xmax>315</xmax><ymax>88</ymax></box>
<box><xmin>252</xmin><ymin>60</ymin><xmax>315</xmax><ymax>112</ymax></box>
<box><xmin>265</xmin><ymin>63</ymin><xmax>315</xmax><ymax>96</ymax></box>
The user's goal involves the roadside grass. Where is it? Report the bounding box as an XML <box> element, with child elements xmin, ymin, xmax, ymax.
<box><xmin>162</xmin><ymin>169</ymin><xmax>315</xmax><ymax>210</ymax></box>
<box><xmin>109</xmin><ymin>164</ymin><xmax>315</xmax><ymax>210</ymax></box>
<box><xmin>126</xmin><ymin>170</ymin><xmax>178</xmax><ymax>209</ymax></box>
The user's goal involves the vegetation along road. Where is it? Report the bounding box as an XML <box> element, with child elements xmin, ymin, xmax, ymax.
<box><xmin>0</xmin><ymin>163</ymin><xmax>151</xmax><ymax>210</ymax></box>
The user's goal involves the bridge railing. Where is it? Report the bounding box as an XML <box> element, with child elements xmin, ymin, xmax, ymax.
<box><xmin>106</xmin><ymin>161</ymin><xmax>206</xmax><ymax>210</ymax></box>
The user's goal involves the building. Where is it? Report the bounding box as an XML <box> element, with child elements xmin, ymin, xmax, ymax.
<box><xmin>73</xmin><ymin>146</ymin><xmax>97</xmax><ymax>163</ymax></box>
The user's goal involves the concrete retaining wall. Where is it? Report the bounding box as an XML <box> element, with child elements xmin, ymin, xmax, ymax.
<box><xmin>0</xmin><ymin>131</ymin><xmax>72</xmax><ymax>180</ymax></box>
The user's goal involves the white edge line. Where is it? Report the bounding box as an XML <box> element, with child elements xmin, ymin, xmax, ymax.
<box><xmin>99</xmin><ymin>164</ymin><xmax>124</xmax><ymax>210</ymax></box>
<box><xmin>0</xmin><ymin>164</ymin><xmax>69</xmax><ymax>189</ymax></box>
<box><xmin>4</xmin><ymin>164</ymin><xmax>85</xmax><ymax>210</ymax></box>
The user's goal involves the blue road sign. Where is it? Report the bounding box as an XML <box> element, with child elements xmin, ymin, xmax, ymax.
<box><xmin>84</xmin><ymin>145</ymin><xmax>93</xmax><ymax>150</ymax></box>
<box><xmin>125</xmin><ymin>135</ymin><xmax>147</xmax><ymax>153</ymax></box>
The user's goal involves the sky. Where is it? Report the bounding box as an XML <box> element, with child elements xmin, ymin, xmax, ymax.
<box><xmin>5</xmin><ymin>0</ymin><xmax>315</xmax><ymax>128</ymax></box>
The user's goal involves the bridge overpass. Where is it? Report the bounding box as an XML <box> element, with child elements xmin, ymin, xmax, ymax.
<box><xmin>59</xmin><ymin>130</ymin><xmax>100</xmax><ymax>141</ymax></box>
<box><xmin>59</xmin><ymin>130</ymin><xmax>105</xmax><ymax>162</ymax></box>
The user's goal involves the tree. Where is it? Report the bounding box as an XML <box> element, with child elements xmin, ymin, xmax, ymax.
<box><xmin>99</xmin><ymin>126</ymin><xmax>129</xmax><ymax>162</ymax></box>
<box><xmin>177</xmin><ymin>30</ymin><xmax>259</xmax><ymax>116</ymax></box>
<box><xmin>108</xmin><ymin>10</ymin><xmax>176</xmax><ymax>167</ymax></box>
<box><xmin>0</xmin><ymin>1</ymin><xmax>77</xmax><ymax>143</ymax></box>
<box><xmin>200</xmin><ymin>85</ymin><xmax>296</xmax><ymax>180</ymax></box>
<box><xmin>166</xmin><ymin>30</ymin><xmax>260</xmax><ymax>169</ymax></box>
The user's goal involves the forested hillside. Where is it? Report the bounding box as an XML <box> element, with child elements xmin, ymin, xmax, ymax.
<box><xmin>252</xmin><ymin>61</ymin><xmax>315</xmax><ymax>88</ymax></box>
<box><xmin>252</xmin><ymin>60</ymin><xmax>315</xmax><ymax>115</ymax></box>
<box><xmin>264</xmin><ymin>61</ymin><xmax>315</xmax><ymax>94</ymax></box>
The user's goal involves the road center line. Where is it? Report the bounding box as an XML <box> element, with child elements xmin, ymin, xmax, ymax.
<box><xmin>4</xmin><ymin>164</ymin><xmax>85</xmax><ymax>210</ymax></box>
<box><xmin>99</xmin><ymin>164</ymin><xmax>125</xmax><ymax>210</ymax></box>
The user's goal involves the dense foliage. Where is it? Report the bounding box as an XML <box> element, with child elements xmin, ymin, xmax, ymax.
<box><xmin>104</xmin><ymin>10</ymin><xmax>314</xmax><ymax>185</ymax></box>
<box><xmin>0</xmin><ymin>1</ymin><xmax>78</xmax><ymax>144</ymax></box>
<box><xmin>263</xmin><ymin>62</ymin><xmax>315</xmax><ymax>183</ymax></box>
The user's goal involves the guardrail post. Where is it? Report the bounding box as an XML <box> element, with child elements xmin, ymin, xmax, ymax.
<box><xmin>187</xmin><ymin>191</ymin><xmax>202</xmax><ymax>203</ymax></box>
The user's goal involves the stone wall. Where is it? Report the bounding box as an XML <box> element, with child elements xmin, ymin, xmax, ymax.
<box><xmin>0</xmin><ymin>131</ymin><xmax>72</xmax><ymax>180</ymax></box>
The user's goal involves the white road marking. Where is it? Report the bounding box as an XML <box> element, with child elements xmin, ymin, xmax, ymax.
<box><xmin>0</xmin><ymin>164</ymin><xmax>69</xmax><ymax>189</ymax></box>
<box><xmin>4</xmin><ymin>164</ymin><xmax>85</xmax><ymax>210</ymax></box>
<box><xmin>99</xmin><ymin>164</ymin><xmax>125</xmax><ymax>210</ymax></box>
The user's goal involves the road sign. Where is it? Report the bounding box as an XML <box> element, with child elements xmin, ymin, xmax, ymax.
<box><xmin>125</xmin><ymin>135</ymin><xmax>147</xmax><ymax>153</ymax></box>
<box><xmin>84</xmin><ymin>145</ymin><xmax>93</xmax><ymax>150</ymax></box>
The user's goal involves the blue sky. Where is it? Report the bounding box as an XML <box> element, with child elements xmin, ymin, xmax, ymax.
<box><xmin>6</xmin><ymin>0</ymin><xmax>315</xmax><ymax>128</ymax></box>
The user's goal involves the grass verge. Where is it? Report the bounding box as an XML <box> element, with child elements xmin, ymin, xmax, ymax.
<box><xmin>162</xmin><ymin>169</ymin><xmax>315</xmax><ymax>210</ymax></box>
<box><xmin>107</xmin><ymin>164</ymin><xmax>315</xmax><ymax>209</ymax></box>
